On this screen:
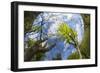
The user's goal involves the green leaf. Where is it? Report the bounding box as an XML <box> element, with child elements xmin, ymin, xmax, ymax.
<box><xmin>57</xmin><ymin>23</ymin><xmax>77</xmax><ymax>44</ymax></box>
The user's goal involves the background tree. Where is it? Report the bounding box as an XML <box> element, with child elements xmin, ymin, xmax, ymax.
<box><xmin>24</xmin><ymin>12</ymin><xmax>57</xmax><ymax>61</ymax></box>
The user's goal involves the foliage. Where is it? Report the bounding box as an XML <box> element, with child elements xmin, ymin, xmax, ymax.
<box><xmin>81</xmin><ymin>14</ymin><xmax>90</xmax><ymax>29</ymax></box>
<box><xmin>24</xmin><ymin>11</ymin><xmax>44</xmax><ymax>61</ymax></box>
<box><xmin>27</xmin><ymin>38</ymin><xmax>36</xmax><ymax>48</ymax></box>
<box><xmin>57</xmin><ymin>23</ymin><xmax>83</xmax><ymax>59</ymax></box>
<box><xmin>79</xmin><ymin>26</ymin><xmax>90</xmax><ymax>59</ymax></box>
<box><xmin>31</xmin><ymin>52</ymin><xmax>45</xmax><ymax>61</ymax></box>
<box><xmin>68</xmin><ymin>14</ymin><xmax>90</xmax><ymax>59</ymax></box>
<box><xmin>68</xmin><ymin>27</ymin><xmax>90</xmax><ymax>59</ymax></box>
<box><xmin>67</xmin><ymin>52</ymin><xmax>80</xmax><ymax>59</ymax></box>
<box><xmin>57</xmin><ymin>23</ymin><xmax>77</xmax><ymax>45</ymax></box>
<box><xmin>24</xmin><ymin>11</ymin><xmax>41</xmax><ymax>34</ymax></box>
<box><xmin>32</xmin><ymin>25</ymin><xmax>42</xmax><ymax>33</ymax></box>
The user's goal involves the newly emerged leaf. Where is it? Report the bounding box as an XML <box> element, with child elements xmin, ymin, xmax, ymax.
<box><xmin>57</xmin><ymin>23</ymin><xmax>77</xmax><ymax>44</ymax></box>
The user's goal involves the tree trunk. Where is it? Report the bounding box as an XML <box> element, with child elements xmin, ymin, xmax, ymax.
<box><xmin>77</xmin><ymin>46</ymin><xmax>82</xmax><ymax>59</ymax></box>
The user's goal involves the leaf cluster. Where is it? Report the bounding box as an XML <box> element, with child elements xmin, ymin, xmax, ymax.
<box><xmin>57</xmin><ymin>23</ymin><xmax>77</xmax><ymax>45</ymax></box>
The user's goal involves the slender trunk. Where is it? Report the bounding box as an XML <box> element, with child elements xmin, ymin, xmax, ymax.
<box><xmin>74</xmin><ymin>38</ymin><xmax>82</xmax><ymax>59</ymax></box>
<box><xmin>77</xmin><ymin>46</ymin><xmax>82</xmax><ymax>59</ymax></box>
